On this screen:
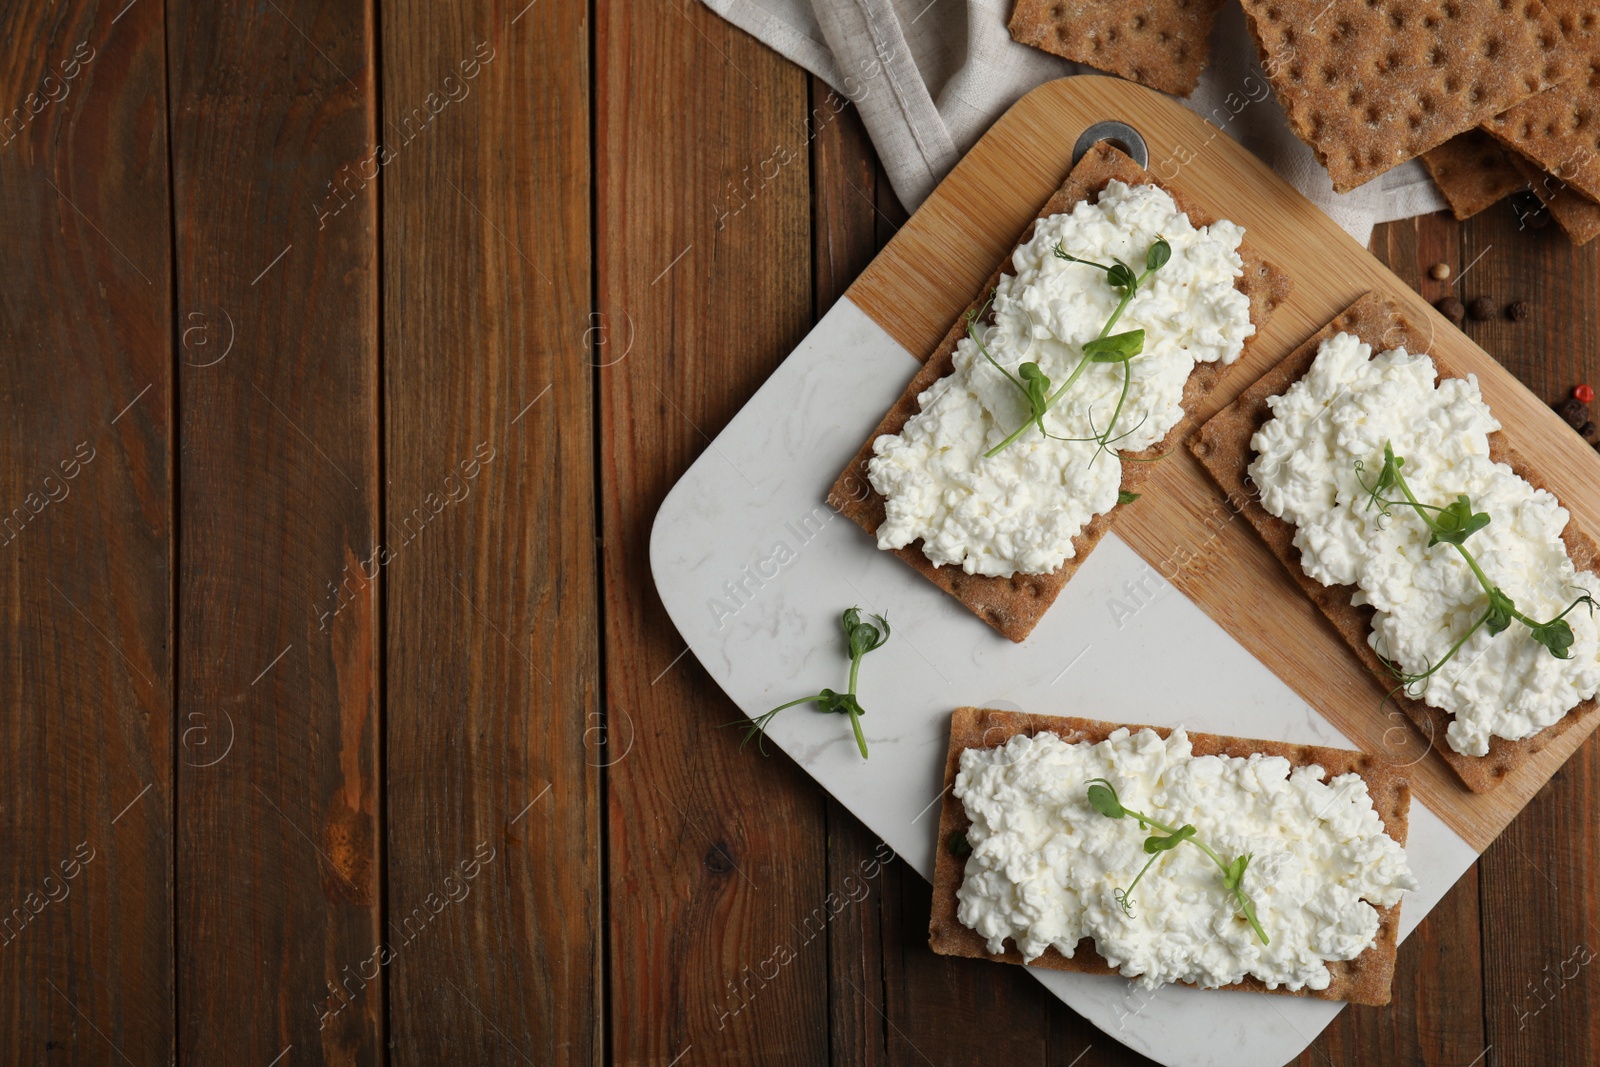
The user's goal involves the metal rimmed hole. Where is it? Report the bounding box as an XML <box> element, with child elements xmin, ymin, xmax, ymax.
<box><xmin>1071</xmin><ymin>120</ymin><xmax>1149</xmax><ymax>168</ymax></box>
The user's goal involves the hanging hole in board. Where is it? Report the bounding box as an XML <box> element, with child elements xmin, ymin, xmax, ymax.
<box><xmin>1071</xmin><ymin>121</ymin><xmax>1149</xmax><ymax>169</ymax></box>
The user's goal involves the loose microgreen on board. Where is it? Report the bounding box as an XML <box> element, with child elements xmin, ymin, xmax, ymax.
<box><xmin>1086</xmin><ymin>777</ymin><xmax>1269</xmax><ymax>945</ymax></box>
<box><xmin>975</xmin><ymin>237</ymin><xmax>1171</xmax><ymax>460</ymax></box>
<box><xmin>729</xmin><ymin>607</ymin><xmax>890</xmax><ymax>759</ymax></box>
<box><xmin>1356</xmin><ymin>442</ymin><xmax>1598</xmax><ymax>695</ymax></box>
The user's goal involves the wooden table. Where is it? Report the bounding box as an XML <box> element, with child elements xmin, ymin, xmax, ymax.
<box><xmin>4</xmin><ymin>1</ymin><xmax>1597</xmax><ymax>1063</ymax></box>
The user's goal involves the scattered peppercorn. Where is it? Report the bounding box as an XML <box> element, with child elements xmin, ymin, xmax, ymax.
<box><xmin>1577</xmin><ymin>384</ymin><xmax>1595</xmax><ymax>404</ymax></box>
<box><xmin>1557</xmin><ymin>396</ymin><xmax>1589</xmax><ymax>429</ymax></box>
<box><xmin>1429</xmin><ymin>263</ymin><xmax>1451</xmax><ymax>280</ymax></box>
<box><xmin>1434</xmin><ymin>296</ymin><xmax>1465</xmax><ymax>324</ymax></box>
<box><xmin>1468</xmin><ymin>296</ymin><xmax>1496</xmax><ymax>321</ymax></box>
<box><xmin>1507</xmin><ymin>300</ymin><xmax>1531</xmax><ymax>322</ymax></box>
<box><xmin>1582</xmin><ymin>421</ymin><xmax>1600</xmax><ymax>448</ymax></box>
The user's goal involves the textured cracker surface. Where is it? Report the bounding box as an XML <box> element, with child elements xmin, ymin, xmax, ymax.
<box><xmin>1188</xmin><ymin>293</ymin><xmax>1600</xmax><ymax>793</ymax></box>
<box><xmin>1485</xmin><ymin>6</ymin><xmax>1600</xmax><ymax>204</ymax></box>
<box><xmin>1008</xmin><ymin>0</ymin><xmax>1225</xmax><ymax>97</ymax></box>
<box><xmin>827</xmin><ymin>144</ymin><xmax>1290</xmax><ymax>643</ymax></box>
<box><xmin>1237</xmin><ymin>0</ymin><xmax>1572</xmax><ymax>192</ymax></box>
<box><xmin>1421</xmin><ymin>131</ymin><xmax>1527</xmax><ymax>220</ymax></box>
<box><xmin>928</xmin><ymin>707</ymin><xmax>1409</xmax><ymax>1007</ymax></box>
<box><xmin>1511</xmin><ymin>142</ymin><xmax>1600</xmax><ymax>246</ymax></box>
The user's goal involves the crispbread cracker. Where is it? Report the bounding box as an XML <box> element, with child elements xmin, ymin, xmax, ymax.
<box><xmin>1007</xmin><ymin>0</ymin><xmax>1224</xmax><ymax>97</ymax></box>
<box><xmin>828</xmin><ymin>144</ymin><xmax>1289</xmax><ymax>643</ymax></box>
<box><xmin>1237</xmin><ymin>0</ymin><xmax>1573</xmax><ymax>193</ymax></box>
<box><xmin>1188</xmin><ymin>293</ymin><xmax>1600</xmax><ymax>793</ymax></box>
<box><xmin>928</xmin><ymin>707</ymin><xmax>1409</xmax><ymax>1007</ymax></box>
<box><xmin>1484</xmin><ymin>7</ymin><xmax>1600</xmax><ymax>204</ymax></box>
<box><xmin>1511</xmin><ymin>150</ymin><xmax>1600</xmax><ymax>245</ymax></box>
<box><xmin>1421</xmin><ymin>131</ymin><xmax>1527</xmax><ymax>220</ymax></box>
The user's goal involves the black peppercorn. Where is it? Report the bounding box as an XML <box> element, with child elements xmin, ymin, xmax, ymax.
<box><xmin>1468</xmin><ymin>296</ymin><xmax>1496</xmax><ymax>321</ymax></box>
<box><xmin>1434</xmin><ymin>296</ymin><xmax>1464</xmax><ymax>324</ymax></box>
<box><xmin>1507</xmin><ymin>300</ymin><xmax>1531</xmax><ymax>322</ymax></box>
<box><xmin>1556</xmin><ymin>396</ymin><xmax>1589</xmax><ymax>429</ymax></box>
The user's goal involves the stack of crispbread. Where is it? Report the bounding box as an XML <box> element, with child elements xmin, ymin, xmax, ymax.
<box><xmin>1007</xmin><ymin>0</ymin><xmax>1600</xmax><ymax>237</ymax></box>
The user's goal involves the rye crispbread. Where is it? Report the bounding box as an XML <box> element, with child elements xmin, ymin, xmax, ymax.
<box><xmin>1237</xmin><ymin>0</ymin><xmax>1574</xmax><ymax>193</ymax></box>
<box><xmin>1484</xmin><ymin>6</ymin><xmax>1600</xmax><ymax>205</ymax></box>
<box><xmin>1188</xmin><ymin>293</ymin><xmax>1600</xmax><ymax>793</ymax></box>
<box><xmin>827</xmin><ymin>144</ymin><xmax>1289</xmax><ymax>643</ymax></box>
<box><xmin>1007</xmin><ymin>0</ymin><xmax>1224</xmax><ymax>97</ymax></box>
<box><xmin>928</xmin><ymin>706</ymin><xmax>1410</xmax><ymax>1007</ymax></box>
<box><xmin>1511</xmin><ymin>150</ymin><xmax>1600</xmax><ymax>245</ymax></box>
<box><xmin>1421</xmin><ymin>131</ymin><xmax>1527</xmax><ymax>220</ymax></box>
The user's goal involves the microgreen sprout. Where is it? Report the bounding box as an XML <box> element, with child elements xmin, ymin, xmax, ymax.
<box><xmin>728</xmin><ymin>607</ymin><xmax>889</xmax><ymax>760</ymax></box>
<box><xmin>1086</xmin><ymin>777</ymin><xmax>1268</xmax><ymax>945</ymax></box>
<box><xmin>973</xmin><ymin>237</ymin><xmax>1171</xmax><ymax>461</ymax></box>
<box><xmin>1356</xmin><ymin>442</ymin><xmax>1597</xmax><ymax>695</ymax></box>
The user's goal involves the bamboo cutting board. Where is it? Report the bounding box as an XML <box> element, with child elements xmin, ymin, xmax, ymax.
<box><xmin>844</xmin><ymin>76</ymin><xmax>1600</xmax><ymax>854</ymax></box>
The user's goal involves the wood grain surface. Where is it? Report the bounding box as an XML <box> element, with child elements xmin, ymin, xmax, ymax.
<box><xmin>381</xmin><ymin>0</ymin><xmax>601</xmax><ymax>1061</ymax></box>
<box><xmin>169</xmin><ymin>0</ymin><xmax>382</xmax><ymax>1060</ymax></box>
<box><xmin>4</xmin><ymin>1</ymin><xmax>1600</xmax><ymax>1064</ymax></box>
<box><xmin>0</xmin><ymin>1</ymin><xmax>174</xmax><ymax>1063</ymax></box>
<box><xmin>596</xmin><ymin>3</ymin><xmax>830</xmax><ymax>1064</ymax></box>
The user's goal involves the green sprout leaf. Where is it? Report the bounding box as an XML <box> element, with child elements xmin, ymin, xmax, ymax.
<box><xmin>1143</xmin><ymin>824</ymin><xmax>1196</xmax><ymax>853</ymax></box>
<box><xmin>1530</xmin><ymin>617</ymin><xmax>1577</xmax><ymax>658</ymax></box>
<box><xmin>727</xmin><ymin>607</ymin><xmax>890</xmax><ymax>760</ymax></box>
<box><xmin>948</xmin><ymin>831</ymin><xmax>973</xmax><ymax>858</ymax></box>
<box><xmin>1428</xmin><ymin>494</ymin><xmax>1490</xmax><ymax>548</ymax></box>
<box><xmin>1118</xmin><ymin>490</ymin><xmax>1141</xmax><ymax>505</ymax></box>
<box><xmin>988</xmin><ymin>238</ymin><xmax>1172</xmax><ymax>459</ymax></box>
<box><xmin>1082</xmin><ymin>329</ymin><xmax>1146</xmax><ymax>363</ymax></box>
<box><xmin>1085</xmin><ymin>777</ymin><xmax>1126</xmax><ymax>819</ymax></box>
<box><xmin>1086</xmin><ymin>779</ymin><xmax>1268</xmax><ymax>944</ymax></box>
<box><xmin>1105</xmin><ymin>260</ymin><xmax>1138</xmax><ymax>291</ymax></box>
<box><xmin>1358</xmin><ymin>442</ymin><xmax>1599</xmax><ymax>692</ymax></box>
<box><xmin>1145</xmin><ymin>237</ymin><xmax>1171</xmax><ymax>272</ymax></box>
<box><xmin>1484</xmin><ymin>588</ymin><xmax>1517</xmax><ymax>637</ymax></box>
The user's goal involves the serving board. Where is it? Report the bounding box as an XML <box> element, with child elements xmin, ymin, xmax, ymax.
<box><xmin>649</xmin><ymin>76</ymin><xmax>1596</xmax><ymax>1066</ymax></box>
<box><xmin>850</xmin><ymin>77</ymin><xmax>1600</xmax><ymax>849</ymax></box>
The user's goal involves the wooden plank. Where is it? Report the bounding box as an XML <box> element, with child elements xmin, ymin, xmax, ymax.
<box><xmin>167</xmin><ymin>0</ymin><xmax>382</xmax><ymax>1060</ymax></box>
<box><xmin>0</xmin><ymin>1</ymin><xmax>173</xmax><ymax>1061</ymax></box>
<box><xmin>597</xmin><ymin>2</ymin><xmax>831</xmax><ymax>1062</ymax></box>
<box><xmin>835</xmin><ymin>74</ymin><xmax>1600</xmax><ymax>848</ymax></box>
<box><xmin>380</xmin><ymin>2</ymin><xmax>601</xmax><ymax>1061</ymax></box>
<box><xmin>1299</xmin><ymin>215</ymin><xmax>1487</xmax><ymax>1066</ymax></box>
<box><xmin>879</xmin><ymin>854</ymin><xmax>1054</xmax><ymax>1067</ymax></box>
<box><xmin>1466</xmin><ymin>202</ymin><xmax>1600</xmax><ymax>1067</ymax></box>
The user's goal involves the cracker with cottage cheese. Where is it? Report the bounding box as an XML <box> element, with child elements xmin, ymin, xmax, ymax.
<box><xmin>928</xmin><ymin>707</ymin><xmax>1414</xmax><ymax>1007</ymax></box>
<box><xmin>1190</xmin><ymin>293</ymin><xmax>1600</xmax><ymax>793</ymax></box>
<box><xmin>829</xmin><ymin>145</ymin><xmax>1289</xmax><ymax>642</ymax></box>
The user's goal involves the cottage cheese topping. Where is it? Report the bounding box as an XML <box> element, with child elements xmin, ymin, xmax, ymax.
<box><xmin>1249</xmin><ymin>333</ymin><xmax>1600</xmax><ymax>756</ymax></box>
<box><xmin>955</xmin><ymin>728</ymin><xmax>1415</xmax><ymax>992</ymax></box>
<box><xmin>867</xmin><ymin>181</ymin><xmax>1255</xmax><ymax>577</ymax></box>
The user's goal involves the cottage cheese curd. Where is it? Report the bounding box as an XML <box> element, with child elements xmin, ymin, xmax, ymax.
<box><xmin>954</xmin><ymin>727</ymin><xmax>1415</xmax><ymax>992</ymax></box>
<box><xmin>867</xmin><ymin>181</ymin><xmax>1256</xmax><ymax>577</ymax></box>
<box><xmin>1249</xmin><ymin>333</ymin><xmax>1600</xmax><ymax>756</ymax></box>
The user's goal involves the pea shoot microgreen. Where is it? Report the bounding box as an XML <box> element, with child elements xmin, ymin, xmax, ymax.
<box><xmin>729</xmin><ymin>607</ymin><xmax>889</xmax><ymax>760</ymax></box>
<box><xmin>1085</xmin><ymin>777</ymin><xmax>1269</xmax><ymax>945</ymax></box>
<box><xmin>1356</xmin><ymin>442</ymin><xmax>1598</xmax><ymax>693</ymax></box>
<box><xmin>975</xmin><ymin>236</ymin><xmax>1171</xmax><ymax>461</ymax></box>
